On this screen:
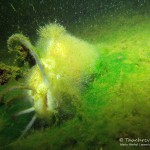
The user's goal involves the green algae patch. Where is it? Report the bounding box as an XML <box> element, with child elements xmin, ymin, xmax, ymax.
<box><xmin>0</xmin><ymin>63</ymin><xmax>23</xmax><ymax>85</ymax></box>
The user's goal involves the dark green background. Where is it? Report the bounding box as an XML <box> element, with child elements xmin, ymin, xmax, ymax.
<box><xmin>0</xmin><ymin>0</ymin><xmax>149</xmax><ymax>47</ymax></box>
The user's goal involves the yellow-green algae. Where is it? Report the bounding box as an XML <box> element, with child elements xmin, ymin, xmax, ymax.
<box><xmin>0</xmin><ymin>11</ymin><xmax>150</xmax><ymax>150</ymax></box>
<box><xmin>5</xmin><ymin>23</ymin><xmax>99</xmax><ymax>120</ymax></box>
<box><xmin>0</xmin><ymin>63</ymin><xmax>23</xmax><ymax>85</ymax></box>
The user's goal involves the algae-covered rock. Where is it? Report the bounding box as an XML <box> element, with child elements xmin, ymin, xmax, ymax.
<box><xmin>0</xmin><ymin>63</ymin><xmax>23</xmax><ymax>85</ymax></box>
